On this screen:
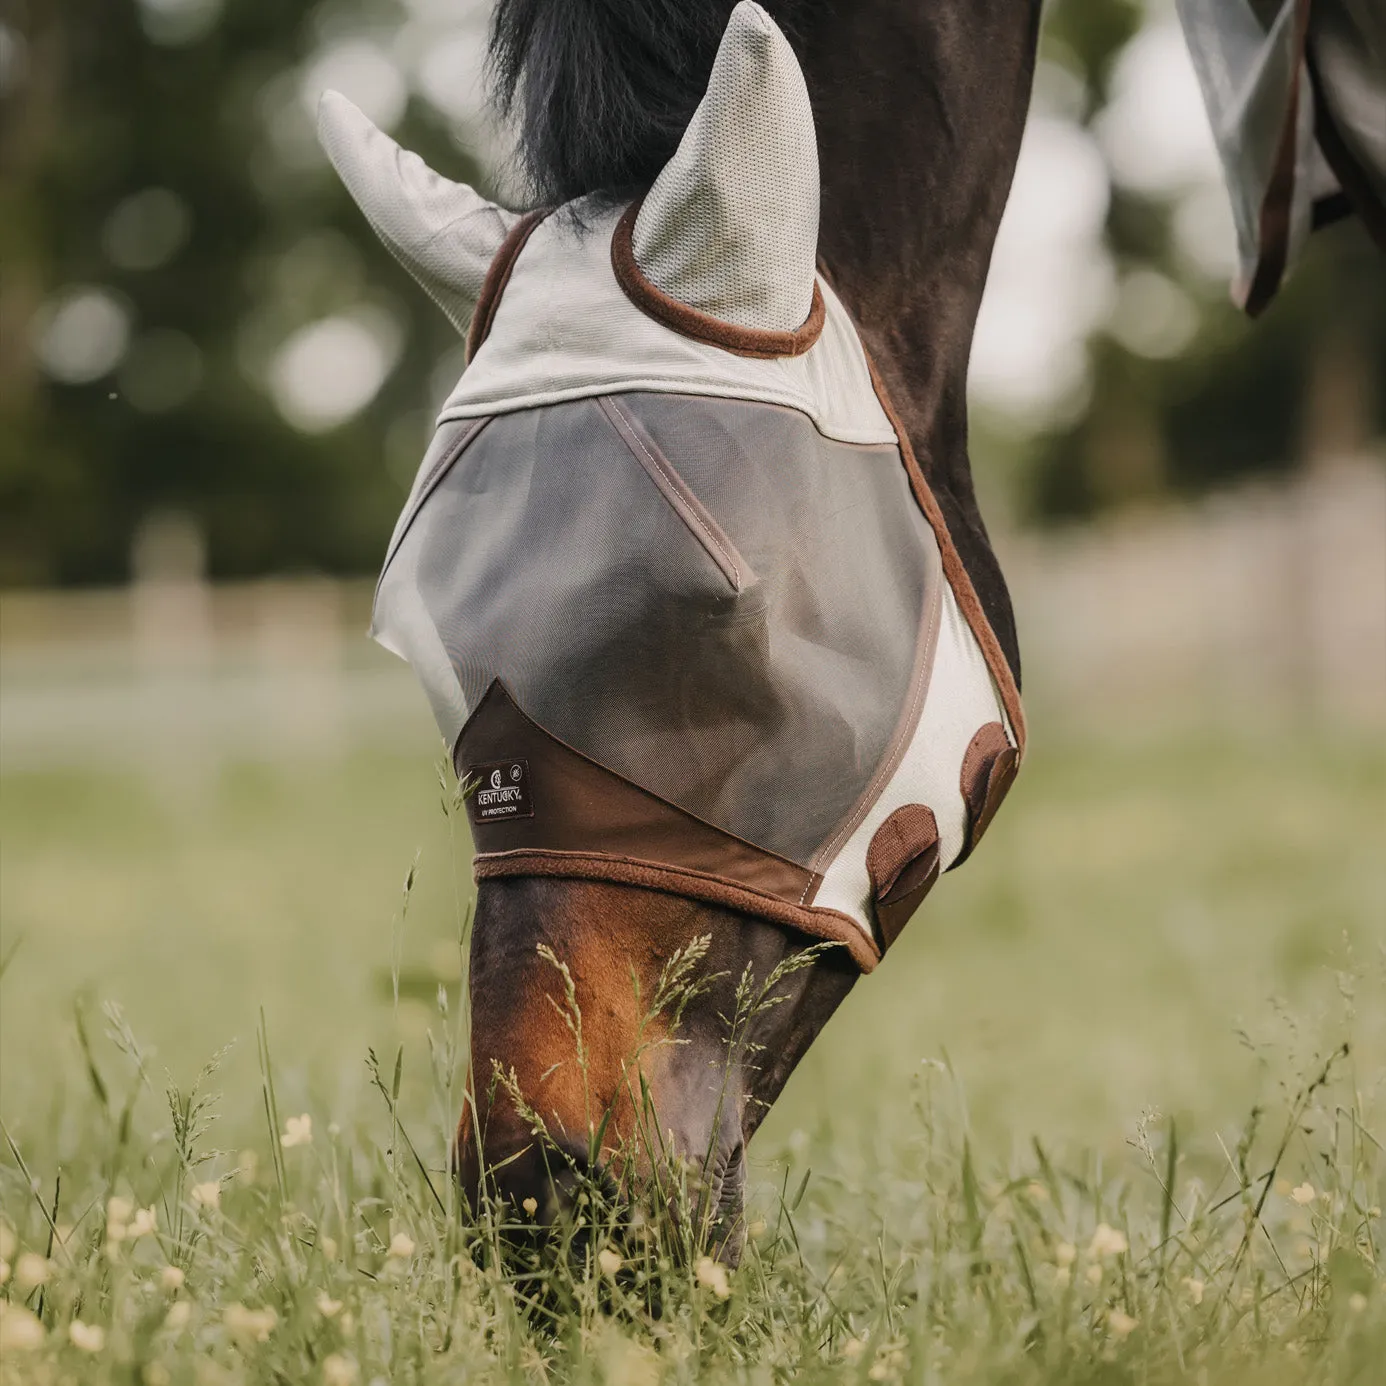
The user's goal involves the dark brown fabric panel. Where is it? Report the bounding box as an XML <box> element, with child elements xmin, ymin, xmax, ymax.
<box><xmin>610</xmin><ymin>198</ymin><xmax>826</xmax><ymax>359</ymax></box>
<box><xmin>473</xmin><ymin>848</ymin><xmax>881</xmax><ymax>973</ymax></box>
<box><xmin>466</xmin><ymin>208</ymin><xmax>551</xmax><ymax>360</ymax></box>
<box><xmin>954</xmin><ymin>720</ymin><xmax>1019</xmax><ymax>869</ymax></box>
<box><xmin>456</xmin><ymin>679</ymin><xmax>817</xmax><ymax>904</ymax></box>
<box><xmin>863</xmin><ymin>354</ymin><xmax>1028</xmax><ymax>756</ymax></box>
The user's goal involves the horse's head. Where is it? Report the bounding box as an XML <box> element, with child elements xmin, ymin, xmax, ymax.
<box><xmin>321</xmin><ymin>3</ymin><xmax>1023</xmax><ymax>1257</ymax></box>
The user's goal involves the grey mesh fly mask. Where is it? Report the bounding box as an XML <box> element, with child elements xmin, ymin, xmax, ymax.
<box><xmin>319</xmin><ymin>2</ymin><xmax>1025</xmax><ymax>970</ymax></box>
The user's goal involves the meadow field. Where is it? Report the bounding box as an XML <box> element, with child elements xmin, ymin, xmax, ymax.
<box><xmin>1</xmin><ymin>726</ymin><xmax>1383</xmax><ymax>1383</ymax></box>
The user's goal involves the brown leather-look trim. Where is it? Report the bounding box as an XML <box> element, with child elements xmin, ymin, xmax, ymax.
<box><xmin>862</xmin><ymin>353</ymin><xmax>1028</xmax><ymax>757</ymax></box>
<box><xmin>473</xmin><ymin>849</ymin><xmax>881</xmax><ymax>974</ymax></box>
<box><xmin>866</xmin><ymin>804</ymin><xmax>941</xmax><ymax>951</ymax></box>
<box><xmin>954</xmin><ymin>721</ymin><xmax>1019</xmax><ymax>869</ymax></box>
<box><xmin>1240</xmin><ymin>0</ymin><xmax>1312</xmax><ymax>318</ymax></box>
<box><xmin>465</xmin><ymin>208</ymin><xmax>551</xmax><ymax>361</ymax></box>
<box><xmin>595</xmin><ymin>395</ymin><xmax>752</xmax><ymax>591</ymax></box>
<box><xmin>456</xmin><ymin>680</ymin><xmax>818</xmax><ymax>905</ymax></box>
<box><xmin>611</xmin><ymin>197</ymin><xmax>826</xmax><ymax>360</ymax></box>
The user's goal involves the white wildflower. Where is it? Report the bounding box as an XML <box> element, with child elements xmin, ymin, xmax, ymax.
<box><xmin>69</xmin><ymin>1320</ymin><xmax>107</xmax><ymax>1353</ymax></box>
<box><xmin>129</xmin><ymin>1205</ymin><xmax>158</xmax><ymax>1238</ymax></box>
<box><xmin>280</xmin><ymin>1114</ymin><xmax>313</xmax><ymax>1149</ymax></box>
<box><xmin>223</xmin><ymin>1302</ymin><xmax>277</xmax><ymax>1343</ymax></box>
<box><xmin>190</xmin><ymin>1181</ymin><xmax>221</xmax><ymax>1211</ymax></box>
<box><xmin>323</xmin><ymin>1354</ymin><xmax>359</xmax><ymax>1386</ymax></box>
<box><xmin>694</xmin><ymin>1255</ymin><xmax>730</xmax><ymax>1299</ymax></box>
<box><xmin>1054</xmin><ymin>1241</ymin><xmax>1077</xmax><ymax>1267</ymax></box>
<box><xmin>387</xmin><ymin>1232</ymin><xmax>415</xmax><ymax>1259</ymax></box>
<box><xmin>1107</xmin><ymin>1309</ymin><xmax>1138</xmax><ymax>1338</ymax></box>
<box><xmin>15</xmin><ymin>1252</ymin><xmax>51</xmax><ymax>1289</ymax></box>
<box><xmin>315</xmin><ymin>1292</ymin><xmax>343</xmax><ymax>1318</ymax></box>
<box><xmin>1183</xmin><ymin>1277</ymin><xmax>1205</xmax><ymax>1305</ymax></box>
<box><xmin>160</xmin><ymin>1265</ymin><xmax>185</xmax><ymax>1292</ymax></box>
<box><xmin>0</xmin><ymin>1302</ymin><xmax>46</xmax><ymax>1351</ymax></box>
<box><xmin>1088</xmin><ymin>1223</ymin><xmax>1128</xmax><ymax>1258</ymax></box>
<box><xmin>597</xmin><ymin>1247</ymin><xmax>622</xmax><ymax>1277</ymax></box>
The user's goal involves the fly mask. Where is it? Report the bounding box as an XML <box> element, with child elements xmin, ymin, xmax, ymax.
<box><xmin>319</xmin><ymin>2</ymin><xmax>1026</xmax><ymax>973</ymax></box>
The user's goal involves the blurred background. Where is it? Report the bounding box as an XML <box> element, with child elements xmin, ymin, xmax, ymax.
<box><xmin>0</xmin><ymin>0</ymin><xmax>1382</xmax><ymax>1149</ymax></box>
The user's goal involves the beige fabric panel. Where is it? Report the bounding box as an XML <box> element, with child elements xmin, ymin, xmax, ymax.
<box><xmin>437</xmin><ymin>202</ymin><xmax>898</xmax><ymax>448</ymax></box>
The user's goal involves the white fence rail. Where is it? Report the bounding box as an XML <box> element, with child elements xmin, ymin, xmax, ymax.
<box><xmin>2</xmin><ymin>461</ymin><xmax>1382</xmax><ymax>773</ymax></box>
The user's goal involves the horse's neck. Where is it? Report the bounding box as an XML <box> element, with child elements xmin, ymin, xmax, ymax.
<box><xmin>793</xmin><ymin>1</ymin><xmax>1042</xmax><ymax>676</ymax></box>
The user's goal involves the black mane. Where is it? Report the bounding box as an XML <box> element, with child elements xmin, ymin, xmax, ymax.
<box><xmin>490</xmin><ymin>0</ymin><xmax>769</xmax><ymax>203</ymax></box>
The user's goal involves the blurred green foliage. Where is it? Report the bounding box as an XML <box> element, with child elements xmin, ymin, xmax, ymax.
<box><xmin>0</xmin><ymin>0</ymin><xmax>1382</xmax><ymax>587</ymax></box>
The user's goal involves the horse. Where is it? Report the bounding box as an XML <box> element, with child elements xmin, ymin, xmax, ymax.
<box><xmin>317</xmin><ymin>0</ymin><xmax>1040</xmax><ymax>1261</ymax></box>
<box><xmin>318</xmin><ymin>0</ymin><xmax>1381</xmax><ymax>1262</ymax></box>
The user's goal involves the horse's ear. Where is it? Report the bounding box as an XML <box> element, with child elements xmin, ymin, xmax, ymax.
<box><xmin>317</xmin><ymin>91</ymin><xmax>516</xmax><ymax>336</ymax></box>
<box><xmin>630</xmin><ymin>1</ymin><xmax>819</xmax><ymax>335</ymax></box>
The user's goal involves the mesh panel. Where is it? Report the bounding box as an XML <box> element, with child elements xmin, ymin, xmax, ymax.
<box><xmin>631</xmin><ymin>3</ymin><xmax>819</xmax><ymax>333</ymax></box>
<box><xmin>376</xmin><ymin>393</ymin><xmax>938</xmax><ymax>868</ymax></box>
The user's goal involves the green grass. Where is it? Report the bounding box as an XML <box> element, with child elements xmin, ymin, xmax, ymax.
<box><xmin>1</xmin><ymin>729</ymin><xmax>1383</xmax><ymax>1383</ymax></box>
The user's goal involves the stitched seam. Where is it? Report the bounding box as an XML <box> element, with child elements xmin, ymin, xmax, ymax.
<box><xmin>597</xmin><ymin>397</ymin><xmax>746</xmax><ymax>591</ymax></box>
<box><xmin>799</xmin><ymin>550</ymin><xmax>943</xmax><ymax>903</ymax></box>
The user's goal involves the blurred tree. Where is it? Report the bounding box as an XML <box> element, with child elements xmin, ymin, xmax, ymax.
<box><xmin>0</xmin><ymin>0</ymin><xmax>484</xmax><ymax>585</ymax></box>
<box><xmin>0</xmin><ymin>0</ymin><xmax>1381</xmax><ymax>587</ymax></box>
<box><xmin>1026</xmin><ymin>0</ymin><xmax>1386</xmax><ymax>522</ymax></box>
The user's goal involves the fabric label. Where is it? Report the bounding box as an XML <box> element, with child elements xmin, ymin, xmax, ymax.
<box><xmin>464</xmin><ymin>759</ymin><xmax>534</xmax><ymax>824</ymax></box>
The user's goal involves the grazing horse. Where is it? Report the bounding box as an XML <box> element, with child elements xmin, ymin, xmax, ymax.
<box><xmin>320</xmin><ymin>0</ymin><xmax>1038</xmax><ymax>1258</ymax></box>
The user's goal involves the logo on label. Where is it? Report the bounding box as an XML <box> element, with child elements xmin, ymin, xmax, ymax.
<box><xmin>465</xmin><ymin>758</ymin><xmax>534</xmax><ymax>824</ymax></box>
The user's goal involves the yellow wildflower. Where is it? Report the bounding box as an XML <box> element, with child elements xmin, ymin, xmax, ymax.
<box><xmin>15</xmin><ymin>1252</ymin><xmax>51</xmax><ymax>1290</ymax></box>
<box><xmin>597</xmin><ymin>1247</ymin><xmax>622</xmax><ymax>1277</ymax></box>
<box><xmin>522</xmin><ymin>1197</ymin><xmax>538</xmax><ymax>1218</ymax></box>
<box><xmin>1290</xmin><ymin>1182</ymin><xmax>1316</xmax><ymax>1206</ymax></box>
<box><xmin>1107</xmin><ymin>1309</ymin><xmax>1138</xmax><ymax>1338</ymax></box>
<box><xmin>69</xmin><ymin>1320</ymin><xmax>107</xmax><ymax>1353</ymax></box>
<box><xmin>0</xmin><ymin>1302</ymin><xmax>46</xmax><ymax>1351</ymax></box>
<box><xmin>1183</xmin><ymin>1277</ymin><xmax>1205</xmax><ymax>1305</ymax></box>
<box><xmin>191</xmin><ymin>1180</ymin><xmax>221</xmax><ymax>1211</ymax></box>
<box><xmin>1088</xmin><ymin>1223</ymin><xmax>1128</xmax><ymax>1258</ymax></box>
<box><xmin>694</xmin><ymin>1255</ymin><xmax>731</xmax><ymax>1300</ymax></box>
<box><xmin>280</xmin><ymin>1115</ymin><xmax>313</xmax><ymax>1149</ymax></box>
<box><xmin>161</xmin><ymin>1265</ymin><xmax>186</xmax><ymax>1292</ymax></box>
<box><xmin>387</xmin><ymin>1232</ymin><xmax>415</xmax><ymax>1259</ymax></box>
<box><xmin>323</xmin><ymin>1354</ymin><xmax>359</xmax><ymax>1386</ymax></box>
<box><xmin>129</xmin><ymin>1206</ymin><xmax>158</xmax><ymax>1238</ymax></box>
<box><xmin>223</xmin><ymin>1303</ymin><xmax>277</xmax><ymax>1343</ymax></box>
<box><xmin>315</xmin><ymin>1292</ymin><xmax>343</xmax><ymax>1318</ymax></box>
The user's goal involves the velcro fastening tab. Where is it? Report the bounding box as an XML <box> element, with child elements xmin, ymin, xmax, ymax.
<box><xmin>866</xmin><ymin>803</ymin><xmax>940</xmax><ymax>950</ymax></box>
<box><xmin>954</xmin><ymin>722</ymin><xmax>1019</xmax><ymax>868</ymax></box>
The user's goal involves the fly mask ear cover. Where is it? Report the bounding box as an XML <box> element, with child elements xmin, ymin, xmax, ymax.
<box><xmin>322</xmin><ymin>2</ymin><xmax>1024</xmax><ymax>971</ymax></box>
